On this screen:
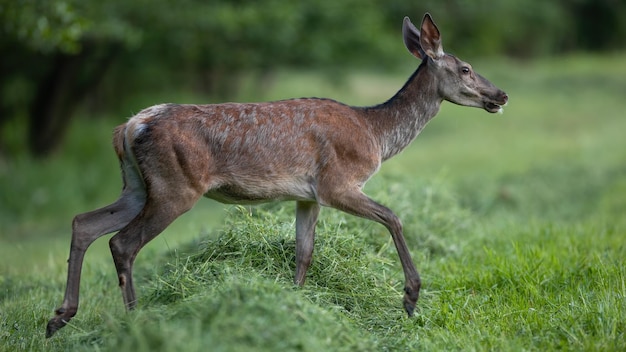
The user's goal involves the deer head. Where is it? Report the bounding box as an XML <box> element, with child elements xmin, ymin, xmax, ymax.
<box><xmin>403</xmin><ymin>14</ymin><xmax>509</xmax><ymax>113</ymax></box>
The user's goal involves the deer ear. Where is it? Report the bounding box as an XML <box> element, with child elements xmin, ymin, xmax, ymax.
<box><xmin>403</xmin><ymin>17</ymin><xmax>425</xmax><ymax>60</ymax></box>
<box><xmin>419</xmin><ymin>13</ymin><xmax>444</xmax><ymax>60</ymax></box>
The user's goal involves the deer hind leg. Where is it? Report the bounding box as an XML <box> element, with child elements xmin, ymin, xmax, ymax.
<box><xmin>109</xmin><ymin>188</ymin><xmax>202</xmax><ymax>311</ymax></box>
<box><xmin>46</xmin><ymin>188</ymin><xmax>145</xmax><ymax>338</ymax></box>
<box><xmin>294</xmin><ymin>201</ymin><xmax>321</xmax><ymax>286</ymax></box>
<box><xmin>320</xmin><ymin>187</ymin><xmax>421</xmax><ymax>316</ymax></box>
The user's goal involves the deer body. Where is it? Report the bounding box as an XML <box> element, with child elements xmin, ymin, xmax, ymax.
<box><xmin>138</xmin><ymin>100</ymin><xmax>383</xmax><ymax>205</ymax></box>
<box><xmin>47</xmin><ymin>13</ymin><xmax>507</xmax><ymax>337</ymax></box>
<box><xmin>128</xmin><ymin>71</ymin><xmax>439</xmax><ymax>206</ymax></box>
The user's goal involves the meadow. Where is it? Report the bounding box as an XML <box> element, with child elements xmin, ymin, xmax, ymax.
<box><xmin>1</xmin><ymin>54</ymin><xmax>625</xmax><ymax>351</ymax></box>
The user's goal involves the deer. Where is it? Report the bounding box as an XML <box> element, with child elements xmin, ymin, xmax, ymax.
<box><xmin>46</xmin><ymin>13</ymin><xmax>508</xmax><ymax>337</ymax></box>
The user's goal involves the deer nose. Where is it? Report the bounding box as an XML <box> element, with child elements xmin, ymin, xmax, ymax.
<box><xmin>500</xmin><ymin>92</ymin><xmax>509</xmax><ymax>104</ymax></box>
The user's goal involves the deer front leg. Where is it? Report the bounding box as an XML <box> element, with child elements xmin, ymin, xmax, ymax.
<box><xmin>294</xmin><ymin>201</ymin><xmax>320</xmax><ymax>286</ymax></box>
<box><xmin>46</xmin><ymin>194</ymin><xmax>143</xmax><ymax>338</ymax></box>
<box><xmin>320</xmin><ymin>188</ymin><xmax>421</xmax><ymax>316</ymax></box>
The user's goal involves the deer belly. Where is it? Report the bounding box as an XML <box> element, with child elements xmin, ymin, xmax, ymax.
<box><xmin>203</xmin><ymin>177</ymin><xmax>317</xmax><ymax>204</ymax></box>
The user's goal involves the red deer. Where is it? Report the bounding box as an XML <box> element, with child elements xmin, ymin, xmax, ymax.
<box><xmin>46</xmin><ymin>13</ymin><xmax>508</xmax><ymax>337</ymax></box>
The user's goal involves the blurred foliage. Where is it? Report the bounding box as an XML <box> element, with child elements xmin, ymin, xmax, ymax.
<box><xmin>1</xmin><ymin>0</ymin><xmax>625</xmax><ymax>156</ymax></box>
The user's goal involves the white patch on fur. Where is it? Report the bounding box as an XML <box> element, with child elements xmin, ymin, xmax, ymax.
<box><xmin>498</xmin><ymin>101</ymin><xmax>508</xmax><ymax>114</ymax></box>
<box><xmin>128</xmin><ymin>104</ymin><xmax>170</xmax><ymax>138</ymax></box>
<box><xmin>435</xmin><ymin>47</ymin><xmax>444</xmax><ymax>58</ymax></box>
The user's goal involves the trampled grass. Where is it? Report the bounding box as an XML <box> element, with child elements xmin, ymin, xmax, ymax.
<box><xmin>1</xmin><ymin>54</ymin><xmax>625</xmax><ymax>351</ymax></box>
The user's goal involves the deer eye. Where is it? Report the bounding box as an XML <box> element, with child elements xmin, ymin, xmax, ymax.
<box><xmin>461</xmin><ymin>66</ymin><xmax>471</xmax><ymax>74</ymax></box>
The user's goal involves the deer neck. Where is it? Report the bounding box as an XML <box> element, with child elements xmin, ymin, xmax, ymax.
<box><xmin>362</xmin><ymin>62</ymin><xmax>442</xmax><ymax>161</ymax></box>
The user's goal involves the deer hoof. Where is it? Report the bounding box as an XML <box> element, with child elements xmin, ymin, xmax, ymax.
<box><xmin>402</xmin><ymin>284</ymin><xmax>420</xmax><ymax>317</ymax></box>
<box><xmin>403</xmin><ymin>296</ymin><xmax>416</xmax><ymax>317</ymax></box>
<box><xmin>46</xmin><ymin>316</ymin><xmax>68</xmax><ymax>338</ymax></box>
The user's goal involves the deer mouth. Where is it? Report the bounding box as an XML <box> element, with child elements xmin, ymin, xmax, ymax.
<box><xmin>484</xmin><ymin>102</ymin><xmax>503</xmax><ymax>113</ymax></box>
<box><xmin>483</xmin><ymin>92</ymin><xmax>508</xmax><ymax>113</ymax></box>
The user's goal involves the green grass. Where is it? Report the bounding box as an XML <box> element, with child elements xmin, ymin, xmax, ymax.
<box><xmin>1</xmin><ymin>54</ymin><xmax>625</xmax><ymax>351</ymax></box>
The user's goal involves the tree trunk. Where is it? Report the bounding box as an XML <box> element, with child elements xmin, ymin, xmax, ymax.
<box><xmin>28</xmin><ymin>42</ymin><xmax>120</xmax><ymax>157</ymax></box>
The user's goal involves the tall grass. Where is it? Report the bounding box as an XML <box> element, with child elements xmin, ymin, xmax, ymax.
<box><xmin>1</xmin><ymin>54</ymin><xmax>625</xmax><ymax>351</ymax></box>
